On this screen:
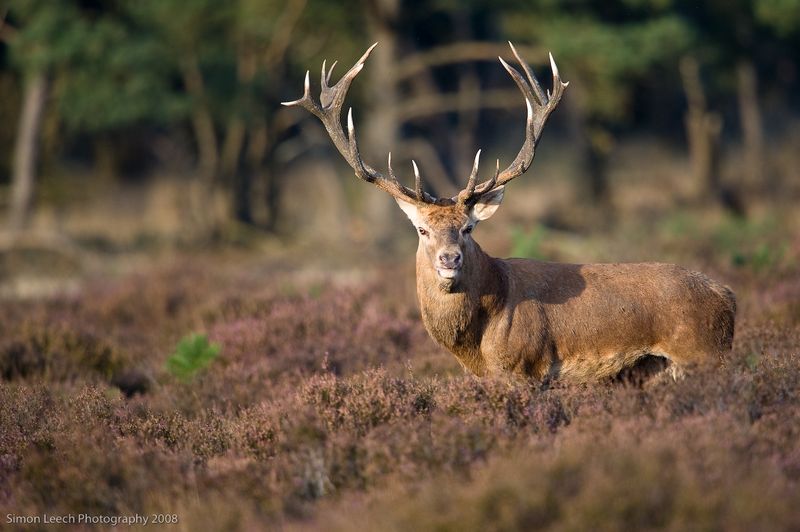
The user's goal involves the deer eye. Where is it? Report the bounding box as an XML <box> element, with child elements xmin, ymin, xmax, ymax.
<box><xmin>462</xmin><ymin>225</ymin><xmax>474</xmax><ymax>234</ymax></box>
<box><xmin>418</xmin><ymin>227</ymin><xmax>429</xmax><ymax>236</ymax></box>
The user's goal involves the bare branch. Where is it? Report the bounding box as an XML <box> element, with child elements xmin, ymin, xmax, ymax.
<box><xmin>396</xmin><ymin>89</ymin><xmax>527</xmax><ymax>122</ymax></box>
<box><xmin>393</xmin><ymin>41</ymin><xmax>545</xmax><ymax>82</ymax></box>
<box><xmin>264</xmin><ymin>0</ymin><xmax>308</xmax><ymax>68</ymax></box>
<box><xmin>394</xmin><ymin>139</ymin><xmax>456</xmax><ymax>196</ymax></box>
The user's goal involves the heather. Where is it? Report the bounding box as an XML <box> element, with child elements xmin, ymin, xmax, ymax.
<box><xmin>0</xmin><ymin>239</ymin><xmax>798</xmax><ymax>530</ymax></box>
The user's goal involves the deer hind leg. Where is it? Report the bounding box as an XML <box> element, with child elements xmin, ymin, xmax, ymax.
<box><xmin>666</xmin><ymin>360</ymin><xmax>687</xmax><ymax>380</ymax></box>
<box><xmin>636</xmin><ymin>356</ymin><xmax>688</xmax><ymax>388</ymax></box>
<box><xmin>655</xmin><ymin>339</ymin><xmax>723</xmax><ymax>376</ymax></box>
<box><xmin>643</xmin><ymin>344</ymin><xmax>717</xmax><ymax>384</ymax></box>
<box><xmin>613</xmin><ymin>352</ymin><xmax>672</xmax><ymax>385</ymax></box>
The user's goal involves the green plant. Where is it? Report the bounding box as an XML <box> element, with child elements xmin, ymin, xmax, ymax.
<box><xmin>166</xmin><ymin>333</ymin><xmax>220</xmax><ymax>380</ymax></box>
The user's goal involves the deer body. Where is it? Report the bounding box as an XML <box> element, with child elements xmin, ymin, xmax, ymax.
<box><xmin>415</xmin><ymin>241</ymin><xmax>736</xmax><ymax>380</ymax></box>
<box><xmin>284</xmin><ymin>42</ymin><xmax>736</xmax><ymax>382</ymax></box>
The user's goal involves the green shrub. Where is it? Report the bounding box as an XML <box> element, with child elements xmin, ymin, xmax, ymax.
<box><xmin>166</xmin><ymin>334</ymin><xmax>220</xmax><ymax>380</ymax></box>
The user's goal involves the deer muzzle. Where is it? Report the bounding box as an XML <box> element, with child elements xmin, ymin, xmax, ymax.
<box><xmin>436</xmin><ymin>250</ymin><xmax>462</xmax><ymax>279</ymax></box>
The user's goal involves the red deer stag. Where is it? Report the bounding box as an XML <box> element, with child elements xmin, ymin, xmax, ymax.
<box><xmin>283</xmin><ymin>43</ymin><xmax>736</xmax><ymax>382</ymax></box>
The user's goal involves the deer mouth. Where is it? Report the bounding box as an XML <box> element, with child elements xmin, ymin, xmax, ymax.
<box><xmin>436</xmin><ymin>267</ymin><xmax>461</xmax><ymax>280</ymax></box>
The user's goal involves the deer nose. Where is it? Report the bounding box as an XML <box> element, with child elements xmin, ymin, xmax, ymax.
<box><xmin>438</xmin><ymin>251</ymin><xmax>462</xmax><ymax>269</ymax></box>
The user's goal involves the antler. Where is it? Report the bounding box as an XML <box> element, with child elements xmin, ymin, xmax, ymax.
<box><xmin>456</xmin><ymin>42</ymin><xmax>568</xmax><ymax>206</ymax></box>
<box><xmin>283</xmin><ymin>42</ymin><xmax>567</xmax><ymax>208</ymax></box>
<box><xmin>282</xmin><ymin>44</ymin><xmax>443</xmax><ymax>205</ymax></box>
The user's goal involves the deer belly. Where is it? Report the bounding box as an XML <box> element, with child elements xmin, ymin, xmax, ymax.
<box><xmin>558</xmin><ymin>348</ymin><xmax>660</xmax><ymax>381</ymax></box>
<box><xmin>494</xmin><ymin>299</ymin><xmax>666</xmax><ymax>380</ymax></box>
<box><xmin>550</xmin><ymin>304</ymin><xmax>666</xmax><ymax>381</ymax></box>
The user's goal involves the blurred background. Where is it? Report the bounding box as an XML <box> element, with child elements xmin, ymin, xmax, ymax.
<box><xmin>1</xmin><ymin>0</ymin><xmax>799</xmax><ymax>289</ymax></box>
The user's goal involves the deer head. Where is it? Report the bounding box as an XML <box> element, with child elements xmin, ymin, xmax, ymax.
<box><xmin>392</xmin><ymin>170</ymin><xmax>505</xmax><ymax>290</ymax></box>
<box><xmin>282</xmin><ymin>42</ymin><xmax>567</xmax><ymax>290</ymax></box>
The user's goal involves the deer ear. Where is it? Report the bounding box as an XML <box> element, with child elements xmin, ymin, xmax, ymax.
<box><xmin>470</xmin><ymin>186</ymin><xmax>505</xmax><ymax>221</ymax></box>
<box><xmin>394</xmin><ymin>197</ymin><xmax>423</xmax><ymax>226</ymax></box>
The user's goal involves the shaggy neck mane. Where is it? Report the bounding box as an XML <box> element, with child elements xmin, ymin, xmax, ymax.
<box><xmin>415</xmin><ymin>241</ymin><xmax>507</xmax><ymax>375</ymax></box>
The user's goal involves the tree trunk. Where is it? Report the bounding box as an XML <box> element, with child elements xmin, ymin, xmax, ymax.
<box><xmin>246</xmin><ymin>119</ymin><xmax>274</xmax><ymax>228</ymax></box>
<box><xmin>222</xmin><ymin>48</ymin><xmax>263</xmax><ymax>226</ymax></box>
<box><xmin>736</xmin><ymin>59</ymin><xmax>765</xmax><ymax>190</ymax></box>
<box><xmin>221</xmin><ymin>117</ymin><xmax>250</xmax><ymax>223</ymax></box>
<box><xmin>680</xmin><ymin>56</ymin><xmax>723</xmax><ymax>199</ymax></box>
<box><xmin>93</xmin><ymin>136</ymin><xmax>118</xmax><ymax>179</ymax></box>
<box><xmin>563</xmin><ymin>82</ymin><xmax>611</xmax><ymax>206</ymax></box>
<box><xmin>180</xmin><ymin>55</ymin><xmax>227</xmax><ymax>233</ymax></box>
<box><xmin>557</xmin><ymin>80</ymin><xmax>614</xmax><ymax>229</ymax></box>
<box><xmin>221</xmin><ymin>118</ymin><xmax>246</xmax><ymax>179</ymax></box>
<box><xmin>453</xmin><ymin>9</ymin><xmax>480</xmax><ymax>182</ymax></box>
<box><xmin>401</xmin><ymin>59</ymin><xmax>458</xmax><ymax>196</ymax></box>
<box><xmin>8</xmin><ymin>70</ymin><xmax>48</xmax><ymax>234</ymax></box>
<box><xmin>181</xmin><ymin>55</ymin><xmax>219</xmax><ymax>183</ymax></box>
<box><xmin>585</xmin><ymin>125</ymin><xmax>611</xmax><ymax>202</ymax></box>
<box><xmin>362</xmin><ymin>0</ymin><xmax>400</xmax><ymax>245</ymax></box>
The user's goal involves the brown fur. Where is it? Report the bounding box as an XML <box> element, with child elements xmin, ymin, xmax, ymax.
<box><xmin>409</xmin><ymin>203</ymin><xmax>736</xmax><ymax>382</ymax></box>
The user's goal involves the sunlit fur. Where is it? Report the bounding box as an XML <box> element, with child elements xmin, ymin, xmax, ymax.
<box><xmin>400</xmin><ymin>200</ymin><xmax>736</xmax><ymax>382</ymax></box>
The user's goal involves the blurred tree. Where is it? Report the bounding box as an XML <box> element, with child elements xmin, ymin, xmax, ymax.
<box><xmin>53</xmin><ymin>6</ymin><xmax>187</xmax><ymax>178</ymax></box>
<box><xmin>7</xmin><ymin>71</ymin><xmax>46</xmax><ymax>234</ymax></box>
<box><xmin>680</xmin><ymin>56</ymin><xmax>723</xmax><ymax>203</ymax></box>
<box><xmin>2</xmin><ymin>2</ymin><xmax>64</xmax><ymax>233</ymax></box>
<box><xmin>500</xmin><ymin>0</ymin><xmax>693</xmax><ymax>207</ymax></box>
<box><xmin>752</xmin><ymin>0</ymin><xmax>800</xmax><ymax>190</ymax></box>
<box><xmin>127</xmin><ymin>0</ymin><xmax>363</xmax><ymax>231</ymax></box>
<box><xmin>360</xmin><ymin>0</ymin><xmax>402</xmax><ymax>242</ymax></box>
<box><xmin>686</xmin><ymin>0</ymin><xmax>767</xmax><ymax>191</ymax></box>
<box><xmin>678</xmin><ymin>0</ymin><xmax>800</xmax><ymax>194</ymax></box>
<box><xmin>1</xmin><ymin>0</ymin><xmax>799</xmax><ymax>240</ymax></box>
<box><xmin>754</xmin><ymin>0</ymin><xmax>800</xmax><ymax>37</ymax></box>
<box><xmin>2</xmin><ymin>0</ymin><xmax>363</xmax><ymax>235</ymax></box>
<box><xmin>3</xmin><ymin>1</ymin><xmax>186</xmax><ymax>233</ymax></box>
<box><xmin>124</xmin><ymin>0</ymin><xmax>236</xmax><ymax>230</ymax></box>
<box><xmin>242</xmin><ymin>0</ymin><xmax>364</xmax><ymax>229</ymax></box>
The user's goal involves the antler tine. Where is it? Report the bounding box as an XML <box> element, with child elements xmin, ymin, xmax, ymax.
<box><xmin>283</xmin><ymin>43</ymin><xmax>436</xmax><ymax>205</ymax></box>
<box><xmin>320</xmin><ymin>59</ymin><xmax>340</xmax><ymax>92</ymax></box>
<box><xmin>487</xmin><ymin>158</ymin><xmax>500</xmax><ymax>191</ymax></box>
<box><xmin>457</xmin><ymin>150</ymin><xmax>482</xmax><ymax>203</ymax></box>
<box><xmin>508</xmin><ymin>42</ymin><xmax>546</xmax><ymax>106</ymax></box>
<box><xmin>548</xmin><ymin>52</ymin><xmax>569</xmax><ymax>105</ymax></box>
<box><xmin>387</xmin><ymin>152</ymin><xmax>398</xmax><ymax>183</ymax></box>
<box><xmin>325</xmin><ymin>60</ymin><xmax>337</xmax><ymax>86</ymax></box>
<box><xmin>412</xmin><ymin>161</ymin><xmax>423</xmax><ymax>201</ymax></box>
<box><xmin>320</xmin><ymin>42</ymin><xmax>378</xmax><ymax>110</ymax></box>
<box><xmin>346</xmin><ymin>108</ymin><xmax>371</xmax><ymax>180</ymax></box>
<box><xmin>494</xmin><ymin>56</ymin><xmax>537</xmax><ymax>180</ymax></box>
<box><xmin>280</xmin><ymin>70</ymin><xmax>321</xmax><ymax>118</ymax></box>
<box><xmin>457</xmin><ymin>43</ymin><xmax>567</xmax><ymax>202</ymax></box>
